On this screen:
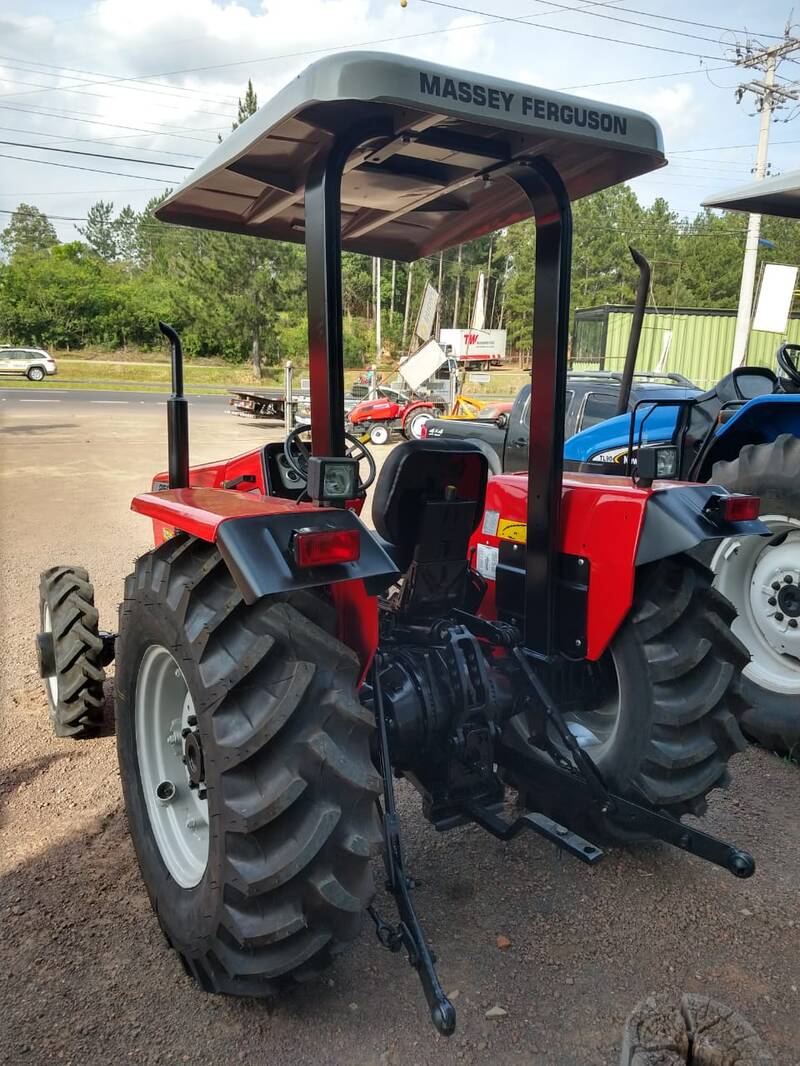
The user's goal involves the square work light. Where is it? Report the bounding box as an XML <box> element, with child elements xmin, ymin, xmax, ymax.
<box><xmin>307</xmin><ymin>456</ymin><xmax>359</xmax><ymax>504</ymax></box>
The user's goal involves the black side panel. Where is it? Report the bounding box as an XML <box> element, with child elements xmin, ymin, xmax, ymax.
<box><xmin>216</xmin><ymin>510</ymin><xmax>399</xmax><ymax>603</ymax></box>
<box><xmin>635</xmin><ymin>484</ymin><xmax>767</xmax><ymax>566</ymax></box>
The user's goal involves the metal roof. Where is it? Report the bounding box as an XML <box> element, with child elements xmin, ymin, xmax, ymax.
<box><xmin>702</xmin><ymin>169</ymin><xmax>800</xmax><ymax>220</ymax></box>
<box><xmin>155</xmin><ymin>51</ymin><xmax>665</xmax><ymax>260</ymax></box>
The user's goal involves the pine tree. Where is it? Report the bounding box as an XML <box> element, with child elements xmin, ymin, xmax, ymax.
<box><xmin>0</xmin><ymin>204</ymin><xmax>57</xmax><ymax>258</ymax></box>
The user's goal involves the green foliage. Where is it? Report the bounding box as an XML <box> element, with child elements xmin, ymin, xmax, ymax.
<box><xmin>1</xmin><ymin>203</ymin><xmax>58</xmax><ymax>258</ymax></box>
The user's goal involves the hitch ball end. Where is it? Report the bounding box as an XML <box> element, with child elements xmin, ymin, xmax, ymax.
<box><xmin>431</xmin><ymin>1000</ymin><xmax>457</xmax><ymax>1036</ymax></box>
<box><xmin>728</xmin><ymin>849</ymin><xmax>755</xmax><ymax>879</ymax></box>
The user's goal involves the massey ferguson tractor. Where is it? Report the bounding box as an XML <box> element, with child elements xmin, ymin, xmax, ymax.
<box><xmin>37</xmin><ymin>54</ymin><xmax>768</xmax><ymax>1035</ymax></box>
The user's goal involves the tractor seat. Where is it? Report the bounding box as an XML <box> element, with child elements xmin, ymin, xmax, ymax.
<box><xmin>371</xmin><ymin>438</ymin><xmax>489</xmax><ymax>572</ymax></box>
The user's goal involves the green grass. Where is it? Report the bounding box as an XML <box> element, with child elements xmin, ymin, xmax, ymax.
<box><xmin>0</xmin><ymin>378</ymin><xmax>230</xmax><ymax>395</ymax></box>
<box><xmin>3</xmin><ymin>352</ymin><xmax>528</xmax><ymax>396</ymax></box>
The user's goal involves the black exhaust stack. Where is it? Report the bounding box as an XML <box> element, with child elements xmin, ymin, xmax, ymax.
<box><xmin>159</xmin><ymin>321</ymin><xmax>189</xmax><ymax>489</ymax></box>
<box><xmin>615</xmin><ymin>246</ymin><xmax>652</xmax><ymax>415</ymax></box>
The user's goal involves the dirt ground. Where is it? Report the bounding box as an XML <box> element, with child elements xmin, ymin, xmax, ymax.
<box><xmin>1</xmin><ymin>395</ymin><xmax>798</xmax><ymax>1066</ymax></box>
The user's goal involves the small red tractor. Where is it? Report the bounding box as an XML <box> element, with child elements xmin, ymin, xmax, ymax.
<box><xmin>37</xmin><ymin>55</ymin><xmax>765</xmax><ymax>1035</ymax></box>
<box><xmin>346</xmin><ymin>389</ymin><xmax>444</xmax><ymax>444</ymax></box>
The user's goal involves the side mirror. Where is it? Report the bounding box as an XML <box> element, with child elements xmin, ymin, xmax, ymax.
<box><xmin>635</xmin><ymin>444</ymin><xmax>678</xmax><ymax>487</ymax></box>
<box><xmin>496</xmin><ymin>412</ymin><xmax>509</xmax><ymax>428</ymax></box>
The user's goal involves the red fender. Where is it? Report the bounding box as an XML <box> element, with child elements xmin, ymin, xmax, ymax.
<box><xmin>470</xmin><ymin>472</ymin><xmax>654</xmax><ymax>660</ymax></box>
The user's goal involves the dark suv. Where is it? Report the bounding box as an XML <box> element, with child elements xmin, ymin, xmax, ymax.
<box><xmin>421</xmin><ymin>371</ymin><xmax>698</xmax><ymax>473</ymax></box>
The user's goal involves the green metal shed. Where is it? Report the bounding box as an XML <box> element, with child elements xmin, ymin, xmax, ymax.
<box><xmin>572</xmin><ymin>304</ymin><xmax>800</xmax><ymax>388</ymax></box>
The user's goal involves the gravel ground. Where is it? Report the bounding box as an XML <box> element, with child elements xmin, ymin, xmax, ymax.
<box><xmin>1</xmin><ymin>398</ymin><xmax>798</xmax><ymax>1066</ymax></box>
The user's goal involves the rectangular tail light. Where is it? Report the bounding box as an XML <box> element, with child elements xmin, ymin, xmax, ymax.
<box><xmin>704</xmin><ymin>493</ymin><xmax>760</xmax><ymax>524</ymax></box>
<box><xmin>292</xmin><ymin>528</ymin><xmax>360</xmax><ymax>568</ymax></box>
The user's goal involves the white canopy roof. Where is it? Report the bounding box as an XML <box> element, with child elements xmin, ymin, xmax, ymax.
<box><xmin>155</xmin><ymin>51</ymin><xmax>665</xmax><ymax>260</ymax></box>
<box><xmin>703</xmin><ymin>169</ymin><xmax>800</xmax><ymax>220</ymax></box>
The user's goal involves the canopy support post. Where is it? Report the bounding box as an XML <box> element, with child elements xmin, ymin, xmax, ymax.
<box><xmin>510</xmin><ymin>160</ymin><xmax>573</xmax><ymax>658</ymax></box>
<box><xmin>304</xmin><ymin>119</ymin><xmax>392</xmax><ymax>457</ymax></box>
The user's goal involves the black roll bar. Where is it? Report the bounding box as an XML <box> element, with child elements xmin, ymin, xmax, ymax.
<box><xmin>159</xmin><ymin>320</ymin><xmax>189</xmax><ymax>489</ymax></box>
<box><xmin>615</xmin><ymin>246</ymin><xmax>652</xmax><ymax>416</ymax></box>
<box><xmin>304</xmin><ymin>118</ymin><xmax>393</xmax><ymax>457</ymax></box>
<box><xmin>510</xmin><ymin>159</ymin><xmax>572</xmax><ymax>658</ymax></box>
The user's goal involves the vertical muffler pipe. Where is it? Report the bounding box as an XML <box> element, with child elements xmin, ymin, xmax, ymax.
<box><xmin>159</xmin><ymin>321</ymin><xmax>189</xmax><ymax>489</ymax></box>
<box><xmin>615</xmin><ymin>246</ymin><xmax>652</xmax><ymax>415</ymax></box>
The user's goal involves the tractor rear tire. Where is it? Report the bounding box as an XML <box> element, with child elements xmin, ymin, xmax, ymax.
<box><xmin>700</xmin><ymin>434</ymin><xmax>800</xmax><ymax>755</ymax></box>
<box><xmin>38</xmin><ymin>565</ymin><xmax>106</xmax><ymax>738</ymax></box>
<box><xmin>115</xmin><ymin>536</ymin><xmax>383</xmax><ymax>996</ymax></box>
<box><xmin>508</xmin><ymin>553</ymin><xmax>749</xmax><ymax>842</ymax></box>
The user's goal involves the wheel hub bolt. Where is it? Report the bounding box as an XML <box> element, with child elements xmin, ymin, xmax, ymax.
<box><xmin>771</xmin><ymin>581</ymin><xmax>782</xmax><ymax>590</ymax></box>
<box><xmin>181</xmin><ymin>727</ymin><xmax>191</xmax><ymax>738</ymax></box>
<box><xmin>156</xmin><ymin>780</ymin><xmax>177</xmax><ymax>806</ymax></box>
<box><xmin>768</xmin><ymin>596</ymin><xmax>777</xmax><ymax>606</ymax></box>
<box><xmin>775</xmin><ymin>613</ymin><xmax>784</xmax><ymax>622</ymax></box>
<box><xmin>784</xmin><ymin>575</ymin><xmax>794</xmax><ymax>584</ymax></box>
<box><xmin>187</xmin><ymin>714</ymin><xmax>198</xmax><ymax>727</ymax></box>
<box><xmin>789</xmin><ymin>619</ymin><xmax>799</xmax><ymax>629</ymax></box>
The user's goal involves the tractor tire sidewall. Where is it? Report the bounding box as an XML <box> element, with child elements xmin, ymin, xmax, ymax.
<box><xmin>115</xmin><ymin>595</ymin><xmax>219</xmax><ymax>948</ymax></box>
<box><xmin>700</xmin><ymin>434</ymin><xmax>800</xmax><ymax>753</ymax></box>
<box><xmin>38</xmin><ymin>565</ymin><xmax>105</xmax><ymax>737</ymax></box>
<box><xmin>575</xmin><ymin>623</ymin><xmax>653</xmax><ymax>790</ymax></box>
<box><xmin>115</xmin><ymin>538</ymin><xmax>382</xmax><ymax>994</ymax></box>
<box><xmin>506</xmin><ymin>553</ymin><xmax>748</xmax><ymax>843</ymax></box>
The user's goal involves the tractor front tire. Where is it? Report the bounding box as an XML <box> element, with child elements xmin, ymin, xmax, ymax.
<box><xmin>700</xmin><ymin>434</ymin><xmax>800</xmax><ymax>755</ymax></box>
<box><xmin>115</xmin><ymin>536</ymin><xmax>382</xmax><ymax>996</ymax></box>
<box><xmin>38</xmin><ymin>565</ymin><xmax>106</xmax><ymax>738</ymax></box>
<box><xmin>509</xmin><ymin>554</ymin><xmax>749</xmax><ymax>841</ymax></box>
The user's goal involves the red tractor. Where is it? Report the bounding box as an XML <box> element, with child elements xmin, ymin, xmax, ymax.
<box><xmin>347</xmin><ymin>390</ymin><xmax>445</xmax><ymax>443</ymax></box>
<box><xmin>37</xmin><ymin>55</ymin><xmax>765</xmax><ymax>1035</ymax></box>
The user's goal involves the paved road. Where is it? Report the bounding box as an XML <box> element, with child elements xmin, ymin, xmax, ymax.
<box><xmin>0</xmin><ymin>388</ymin><xmax>230</xmax><ymax>411</ymax></box>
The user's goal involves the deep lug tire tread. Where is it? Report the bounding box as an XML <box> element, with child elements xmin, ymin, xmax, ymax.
<box><xmin>115</xmin><ymin>536</ymin><xmax>381</xmax><ymax>997</ymax></box>
<box><xmin>628</xmin><ymin>553</ymin><xmax>749</xmax><ymax>819</ymax></box>
<box><xmin>39</xmin><ymin>565</ymin><xmax>106</xmax><ymax>738</ymax></box>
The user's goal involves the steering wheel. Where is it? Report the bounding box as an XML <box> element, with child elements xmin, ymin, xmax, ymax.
<box><xmin>777</xmin><ymin>343</ymin><xmax>800</xmax><ymax>388</ymax></box>
<box><xmin>283</xmin><ymin>424</ymin><xmax>377</xmax><ymax>493</ymax></box>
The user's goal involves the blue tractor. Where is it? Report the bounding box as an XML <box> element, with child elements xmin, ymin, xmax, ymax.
<box><xmin>565</xmin><ymin>172</ymin><xmax>800</xmax><ymax>755</ymax></box>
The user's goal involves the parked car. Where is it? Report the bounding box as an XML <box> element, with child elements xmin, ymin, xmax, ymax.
<box><xmin>0</xmin><ymin>347</ymin><xmax>57</xmax><ymax>381</ymax></box>
<box><xmin>421</xmin><ymin>371</ymin><xmax>698</xmax><ymax>472</ymax></box>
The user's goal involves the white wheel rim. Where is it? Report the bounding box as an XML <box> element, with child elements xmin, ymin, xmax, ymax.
<box><xmin>409</xmin><ymin>414</ymin><xmax>429</xmax><ymax>439</ymax></box>
<box><xmin>42</xmin><ymin>605</ymin><xmax>58</xmax><ymax>706</ymax></box>
<box><xmin>710</xmin><ymin>515</ymin><xmax>800</xmax><ymax>695</ymax></box>
<box><xmin>135</xmin><ymin>645</ymin><xmax>209</xmax><ymax>888</ymax></box>
<box><xmin>558</xmin><ymin>654</ymin><xmax>622</xmax><ymax>759</ymax></box>
<box><xmin>371</xmin><ymin>426</ymin><xmax>389</xmax><ymax>444</ymax></box>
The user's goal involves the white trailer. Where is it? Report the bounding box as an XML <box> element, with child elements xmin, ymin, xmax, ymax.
<box><xmin>439</xmin><ymin>328</ymin><xmax>507</xmax><ymax>368</ymax></box>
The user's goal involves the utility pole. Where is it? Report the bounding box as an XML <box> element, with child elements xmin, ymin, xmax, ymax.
<box><xmin>375</xmin><ymin>257</ymin><xmax>381</xmax><ymax>360</ymax></box>
<box><xmin>730</xmin><ymin>31</ymin><xmax>800</xmax><ymax>369</ymax></box>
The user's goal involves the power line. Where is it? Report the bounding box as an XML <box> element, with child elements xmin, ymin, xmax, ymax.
<box><xmin>537</xmin><ymin>0</ymin><xmax>786</xmax><ymax>40</ymax></box>
<box><xmin>0</xmin><ymin>151</ymin><xmax>173</xmax><ymax>183</ymax></box>
<box><xmin>561</xmin><ymin>64</ymin><xmax>731</xmax><ymax>90</ymax></box>
<box><xmin>0</xmin><ymin>69</ymin><xmax>235</xmax><ymax>121</ymax></box>
<box><xmin>0</xmin><ymin>103</ymin><xmax>220</xmax><ymax>144</ymax></box>
<box><xmin>416</xmin><ymin>0</ymin><xmax>728</xmax><ymax>61</ymax></box>
<box><xmin>0</xmin><ymin>55</ymin><xmax>239</xmax><ymax>108</ymax></box>
<box><xmin>523</xmin><ymin>0</ymin><xmax>729</xmax><ymax>47</ymax></box>
<box><xmin>0</xmin><ymin>140</ymin><xmax>193</xmax><ymax>170</ymax></box>
<box><xmin>0</xmin><ymin>126</ymin><xmax>202</xmax><ymax>159</ymax></box>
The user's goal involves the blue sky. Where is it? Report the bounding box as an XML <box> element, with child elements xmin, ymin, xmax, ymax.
<box><xmin>0</xmin><ymin>0</ymin><xmax>798</xmax><ymax>240</ymax></box>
